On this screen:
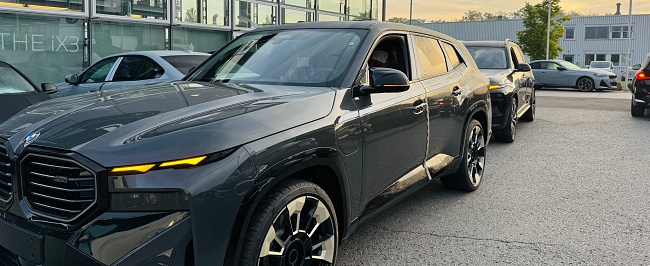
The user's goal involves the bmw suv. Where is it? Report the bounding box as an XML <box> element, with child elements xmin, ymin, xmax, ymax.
<box><xmin>0</xmin><ymin>22</ymin><xmax>490</xmax><ymax>265</ymax></box>
<box><xmin>630</xmin><ymin>52</ymin><xmax>650</xmax><ymax>117</ymax></box>
<box><xmin>464</xmin><ymin>40</ymin><xmax>535</xmax><ymax>143</ymax></box>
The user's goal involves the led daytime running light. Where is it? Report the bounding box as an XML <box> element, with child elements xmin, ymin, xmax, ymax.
<box><xmin>111</xmin><ymin>164</ymin><xmax>155</xmax><ymax>174</ymax></box>
<box><xmin>159</xmin><ymin>156</ymin><xmax>207</xmax><ymax>168</ymax></box>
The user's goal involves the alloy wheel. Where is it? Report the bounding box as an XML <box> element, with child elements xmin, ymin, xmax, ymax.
<box><xmin>258</xmin><ymin>196</ymin><xmax>336</xmax><ymax>266</ymax></box>
<box><xmin>466</xmin><ymin>125</ymin><xmax>486</xmax><ymax>187</ymax></box>
<box><xmin>577</xmin><ymin>78</ymin><xmax>594</xmax><ymax>92</ymax></box>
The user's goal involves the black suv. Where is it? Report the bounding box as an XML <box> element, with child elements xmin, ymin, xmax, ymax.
<box><xmin>0</xmin><ymin>22</ymin><xmax>490</xmax><ymax>266</ymax></box>
<box><xmin>630</xmin><ymin>52</ymin><xmax>650</xmax><ymax>117</ymax></box>
<box><xmin>464</xmin><ymin>40</ymin><xmax>535</xmax><ymax>142</ymax></box>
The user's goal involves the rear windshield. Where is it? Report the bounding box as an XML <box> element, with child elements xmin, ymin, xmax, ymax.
<box><xmin>0</xmin><ymin>65</ymin><xmax>36</xmax><ymax>94</ymax></box>
<box><xmin>590</xmin><ymin>61</ymin><xmax>611</xmax><ymax>68</ymax></box>
<box><xmin>162</xmin><ymin>55</ymin><xmax>210</xmax><ymax>75</ymax></box>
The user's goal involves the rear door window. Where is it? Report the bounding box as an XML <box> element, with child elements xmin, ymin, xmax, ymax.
<box><xmin>440</xmin><ymin>42</ymin><xmax>465</xmax><ymax>70</ymax></box>
<box><xmin>413</xmin><ymin>36</ymin><xmax>447</xmax><ymax>79</ymax></box>
<box><xmin>112</xmin><ymin>56</ymin><xmax>162</xmax><ymax>81</ymax></box>
<box><xmin>80</xmin><ymin>57</ymin><xmax>119</xmax><ymax>83</ymax></box>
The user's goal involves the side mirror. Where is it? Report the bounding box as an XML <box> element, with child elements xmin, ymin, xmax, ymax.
<box><xmin>633</xmin><ymin>64</ymin><xmax>642</xmax><ymax>70</ymax></box>
<box><xmin>64</xmin><ymin>74</ymin><xmax>79</xmax><ymax>84</ymax></box>
<box><xmin>557</xmin><ymin>66</ymin><xmax>567</xmax><ymax>71</ymax></box>
<box><xmin>357</xmin><ymin>68</ymin><xmax>410</xmax><ymax>95</ymax></box>
<box><xmin>516</xmin><ymin>63</ymin><xmax>531</xmax><ymax>72</ymax></box>
<box><xmin>41</xmin><ymin>83</ymin><xmax>58</xmax><ymax>94</ymax></box>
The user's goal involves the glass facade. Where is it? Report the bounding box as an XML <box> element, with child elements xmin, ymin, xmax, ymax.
<box><xmin>0</xmin><ymin>0</ymin><xmax>377</xmax><ymax>84</ymax></box>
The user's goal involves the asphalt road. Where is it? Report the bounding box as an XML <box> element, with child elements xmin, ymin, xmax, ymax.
<box><xmin>337</xmin><ymin>89</ymin><xmax>650</xmax><ymax>265</ymax></box>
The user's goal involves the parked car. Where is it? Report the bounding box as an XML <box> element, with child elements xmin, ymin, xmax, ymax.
<box><xmin>588</xmin><ymin>60</ymin><xmax>614</xmax><ymax>71</ymax></box>
<box><xmin>621</xmin><ymin>64</ymin><xmax>642</xmax><ymax>81</ymax></box>
<box><xmin>465</xmin><ymin>40</ymin><xmax>535</xmax><ymax>143</ymax></box>
<box><xmin>530</xmin><ymin>60</ymin><xmax>618</xmax><ymax>91</ymax></box>
<box><xmin>0</xmin><ymin>22</ymin><xmax>491</xmax><ymax>265</ymax></box>
<box><xmin>52</xmin><ymin>50</ymin><xmax>211</xmax><ymax>98</ymax></box>
<box><xmin>0</xmin><ymin>61</ymin><xmax>57</xmax><ymax>123</ymax></box>
<box><xmin>630</xmin><ymin>52</ymin><xmax>650</xmax><ymax>117</ymax></box>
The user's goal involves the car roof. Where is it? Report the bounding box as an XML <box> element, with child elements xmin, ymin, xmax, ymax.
<box><xmin>463</xmin><ymin>40</ymin><xmax>515</xmax><ymax>47</ymax></box>
<box><xmin>247</xmin><ymin>21</ymin><xmax>455</xmax><ymax>40</ymax></box>
<box><xmin>109</xmin><ymin>50</ymin><xmax>211</xmax><ymax>57</ymax></box>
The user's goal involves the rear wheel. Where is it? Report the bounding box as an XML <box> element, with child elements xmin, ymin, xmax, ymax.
<box><xmin>577</xmin><ymin>77</ymin><xmax>595</xmax><ymax>92</ymax></box>
<box><xmin>494</xmin><ymin>98</ymin><xmax>516</xmax><ymax>143</ymax></box>
<box><xmin>631</xmin><ymin>99</ymin><xmax>646</xmax><ymax>117</ymax></box>
<box><xmin>240</xmin><ymin>179</ymin><xmax>338</xmax><ymax>266</ymax></box>
<box><xmin>441</xmin><ymin>119</ymin><xmax>486</xmax><ymax>191</ymax></box>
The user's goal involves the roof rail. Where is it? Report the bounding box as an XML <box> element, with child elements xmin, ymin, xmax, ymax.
<box><xmin>505</xmin><ymin>38</ymin><xmax>514</xmax><ymax>43</ymax></box>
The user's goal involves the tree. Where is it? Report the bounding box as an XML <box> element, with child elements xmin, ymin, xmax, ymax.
<box><xmin>516</xmin><ymin>0</ymin><xmax>570</xmax><ymax>61</ymax></box>
<box><xmin>387</xmin><ymin>17</ymin><xmax>408</xmax><ymax>23</ymax></box>
<box><xmin>461</xmin><ymin>10</ymin><xmax>484</xmax><ymax>21</ymax></box>
<box><xmin>185</xmin><ymin>8</ymin><xmax>198</xmax><ymax>23</ymax></box>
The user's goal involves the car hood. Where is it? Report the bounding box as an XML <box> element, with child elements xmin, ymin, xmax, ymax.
<box><xmin>571</xmin><ymin>68</ymin><xmax>616</xmax><ymax>76</ymax></box>
<box><xmin>0</xmin><ymin>81</ymin><xmax>336</xmax><ymax>167</ymax></box>
<box><xmin>478</xmin><ymin>69</ymin><xmax>512</xmax><ymax>83</ymax></box>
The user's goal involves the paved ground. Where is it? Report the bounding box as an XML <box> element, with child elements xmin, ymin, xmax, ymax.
<box><xmin>337</xmin><ymin>89</ymin><xmax>650</xmax><ymax>265</ymax></box>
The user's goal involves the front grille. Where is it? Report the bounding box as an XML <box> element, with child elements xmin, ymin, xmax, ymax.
<box><xmin>22</xmin><ymin>155</ymin><xmax>96</xmax><ymax>222</ymax></box>
<box><xmin>0</xmin><ymin>143</ymin><xmax>11</xmax><ymax>203</ymax></box>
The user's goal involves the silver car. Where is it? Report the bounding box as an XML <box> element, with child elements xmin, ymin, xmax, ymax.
<box><xmin>52</xmin><ymin>50</ymin><xmax>210</xmax><ymax>98</ymax></box>
<box><xmin>530</xmin><ymin>60</ymin><xmax>618</xmax><ymax>91</ymax></box>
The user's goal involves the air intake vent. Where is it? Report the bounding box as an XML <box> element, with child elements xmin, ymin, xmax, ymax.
<box><xmin>22</xmin><ymin>155</ymin><xmax>96</xmax><ymax>222</ymax></box>
<box><xmin>0</xmin><ymin>142</ymin><xmax>11</xmax><ymax>203</ymax></box>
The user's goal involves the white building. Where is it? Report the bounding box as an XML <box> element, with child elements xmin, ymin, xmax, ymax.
<box><xmin>420</xmin><ymin>14</ymin><xmax>650</xmax><ymax>74</ymax></box>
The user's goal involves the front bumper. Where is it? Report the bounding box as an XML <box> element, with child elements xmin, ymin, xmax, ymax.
<box><xmin>594</xmin><ymin>76</ymin><xmax>618</xmax><ymax>89</ymax></box>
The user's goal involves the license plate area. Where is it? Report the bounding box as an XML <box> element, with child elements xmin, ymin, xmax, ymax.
<box><xmin>0</xmin><ymin>219</ymin><xmax>43</xmax><ymax>264</ymax></box>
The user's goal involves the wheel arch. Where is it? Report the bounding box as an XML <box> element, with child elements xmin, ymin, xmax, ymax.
<box><xmin>224</xmin><ymin>148</ymin><xmax>350</xmax><ymax>266</ymax></box>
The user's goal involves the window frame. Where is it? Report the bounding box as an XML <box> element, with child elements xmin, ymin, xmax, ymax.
<box><xmin>79</xmin><ymin>56</ymin><xmax>122</xmax><ymax>84</ymax></box>
<box><xmin>439</xmin><ymin>41</ymin><xmax>467</xmax><ymax>71</ymax></box>
<box><xmin>411</xmin><ymin>34</ymin><xmax>449</xmax><ymax>80</ymax></box>
<box><xmin>565</xmin><ymin>27</ymin><xmax>575</xmax><ymax>40</ymax></box>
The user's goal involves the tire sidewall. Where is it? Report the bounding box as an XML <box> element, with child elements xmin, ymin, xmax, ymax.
<box><xmin>246</xmin><ymin>181</ymin><xmax>339</xmax><ymax>265</ymax></box>
<box><xmin>459</xmin><ymin>119</ymin><xmax>485</xmax><ymax>191</ymax></box>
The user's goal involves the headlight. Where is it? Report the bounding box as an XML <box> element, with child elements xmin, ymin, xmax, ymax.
<box><xmin>489</xmin><ymin>82</ymin><xmax>504</xmax><ymax>90</ymax></box>
<box><xmin>594</xmin><ymin>73</ymin><xmax>607</xmax><ymax>77</ymax></box>
<box><xmin>109</xmin><ymin>147</ymin><xmax>238</xmax><ymax>176</ymax></box>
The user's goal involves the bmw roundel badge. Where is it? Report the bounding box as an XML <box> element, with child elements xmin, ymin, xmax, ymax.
<box><xmin>24</xmin><ymin>131</ymin><xmax>41</xmax><ymax>145</ymax></box>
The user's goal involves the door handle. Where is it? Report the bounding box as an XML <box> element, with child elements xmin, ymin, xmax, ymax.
<box><xmin>412</xmin><ymin>100</ymin><xmax>426</xmax><ymax>115</ymax></box>
<box><xmin>452</xmin><ymin>86</ymin><xmax>462</xmax><ymax>96</ymax></box>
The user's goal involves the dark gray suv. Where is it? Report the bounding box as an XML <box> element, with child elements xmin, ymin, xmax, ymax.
<box><xmin>464</xmin><ymin>40</ymin><xmax>536</xmax><ymax>143</ymax></box>
<box><xmin>0</xmin><ymin>22</ymin><xmax>490</xmax><ymax>266</ymax></box>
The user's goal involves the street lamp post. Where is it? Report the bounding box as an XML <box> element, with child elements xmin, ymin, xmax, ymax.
<box><xmin>409</xmin><ymin>0</ymin><xmax>413</xmax><ymax>25</ymax></box>
<box><xmin>546</xmin><ymin>0</ymin><xmax>551</xmax><ymax>60</ymax></box>
<box><xmin>625</xmin><ymin>0</ymin><xmax>633</xmax><ymax>90</ymax></box>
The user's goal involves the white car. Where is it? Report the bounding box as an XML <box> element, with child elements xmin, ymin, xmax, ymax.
<box><xmin>588</xmin><ymin>61</ymin><xmax>614</xmax><ymax>71</ymax></box>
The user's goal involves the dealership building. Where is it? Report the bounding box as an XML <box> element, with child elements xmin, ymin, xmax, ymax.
<box><xmin>0</xmin><ymin>0</ymin><xmax>378</xmax><ymax>85</ymax></box>
<box><xmin>420</xmin><ymin>14</ymin><xmax>650</xmax><ymax>75</ymax></box>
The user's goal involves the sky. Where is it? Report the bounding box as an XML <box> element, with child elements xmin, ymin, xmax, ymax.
<box><xmin>379</xmin><ymin>0</ymin><xmax>650</xmax><ymax>21</ymax></box>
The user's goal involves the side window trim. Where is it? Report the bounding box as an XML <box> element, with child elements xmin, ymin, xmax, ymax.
<box><xmin>439</xmin><ymin>40</ymin><xmax>467</xmax><ymax>71</ymax></box>
<box><xmin>357</xmin><ymin>32</ymin><xmax>413</xmax><ymax>86</ymax></box>
<box><xmin>411</xmin><ymin>34</ymin><xmax>450</xmax><ymax>81</ymax></box>
<box><xmin>106</xmin><ymin>57</ymin><xmax>124</xmax><ymax>82</ymax></box>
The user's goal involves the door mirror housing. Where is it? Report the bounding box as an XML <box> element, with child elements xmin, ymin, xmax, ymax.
<box><xmin>633</xmin><ymin>64</ymin><xmax>642</xmax><ymax>70</ymax></box>
<box><xmin>65</xmin><ymin>74</ymin><xmax>79</xmax><ymax>84</ymax></box>
<box><xmin>516</xmin><ymin>63</ymin><xmax>531</xmax><ymax>72</ymax></box>
<box><xmin>41</xmin><ymin>83</ymin><xmax>58</xmax><ymax>94</ymax></box>
<box><xmin>557</xmin><ymin>66</ymin><xmax>567</xmax><ymax>71</ymax></box>
<box><xmin>357</xmin><ymin>68</ymin><xmax>410</xmax><ymax>95</ymax></box>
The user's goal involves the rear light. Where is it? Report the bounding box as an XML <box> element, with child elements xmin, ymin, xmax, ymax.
<box><xmin>637</xmin><ymin>71</ymin><xmax>649</xmax><ymax>80</ymax></box>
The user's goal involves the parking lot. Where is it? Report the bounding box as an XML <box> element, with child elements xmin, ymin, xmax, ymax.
<box><xmin>338</xmin><ymin>89</ymin><xmax>650</xmax><ymax>265</ymax></box>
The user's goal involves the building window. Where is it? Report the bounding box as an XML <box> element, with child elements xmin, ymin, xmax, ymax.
<box><xmin>281</xmin><ymin>7</ymin><xmax>313</xmax><ymax>24</ymax></box>
<box><xmin>172</xmin><ymin>27</ymin><xmax>229</xmax><ymax>52</ymax></box>
<box><xmin>584</xmin><ymin>53</ymin><xmax>606</xmax><ymax>66</ymax></box>
<box><xmin>0</xmin><ymin>0</ymin><xmax>84</xmax><ymax>12</ymax></box>
<box><xmin>565</xmin><ymin>27</ymin><xmax>574</xmax><ymax>39</ymax></box>
<box><xmin>563</xmin><ymin>54</ymin><xmax>574</xmax><ymax>63</ymax></box>
<box><xmin>235</xmin><ymin>1</ymin><xmax>277</xmax><ymax>28</ymax></box>
<box><xmin>92</xmin><ymin>20</ymin><xmax>167</xmax><ymax>60</ymax></box>
<box><xmin>610</xmin><ymin>53</ymin><xmax>630</xmax><ymax>66</ymax></box>
<box><xmin>96</xmin><ymin>0</ymin><xmax>168</xmax><ymax>19</ymax></box>
<box><xmin>585</xmin><ymin>26</ymin><xmax>609</xmax><ymax>39</ymax></box>
<box><xmin>175</xmin><ymin>0</ymin><xmax>229</xmax><ymax>25</ymax></box>
<box><xmin>610</xmin><ymin>26</ymin><xmax>630</xmax><ymax>39</ymax></box>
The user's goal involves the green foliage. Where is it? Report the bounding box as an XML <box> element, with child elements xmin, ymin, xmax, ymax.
<box><xmin>185</xmin><ymin>8</ymin><xmax>198</xmax><ymax>23</ymax></box>
<box><xmin>516</xmin><ymin>0</ymin><xmax>570</xmax><ymax>61</ymax></box>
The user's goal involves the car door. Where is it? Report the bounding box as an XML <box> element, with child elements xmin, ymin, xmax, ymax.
<box><xmin>100</xmin><ymin>55</ymin><xmax>164</xmax><ymax>91</ymax></box>
<box><xmin>515</xmin><ymin>48</ymin><xmax>534</xmax><ymax>110</ymax></box>
<box><xmin>530</xmin><ymin>62</ymin><xmax>548</xmax><ymax>85</ymax></box>
<box><xmin>357</xmin><ymin>34</ymin><xmax>429</xmax><ymax>213</ymax></box>
<box><xmin>417</xmin><ymin>37</ymin><xmax>465</xmax><ymax>175</ymax></box>
<box><xmin>60</xmin><ymin>57</ymin><xmax>120</xmax><ymax>96</ymax></box>
<box><xmin>541</xmin><ymin>61</ymin><xmax>569</xmax><ymax>86</ymax></box>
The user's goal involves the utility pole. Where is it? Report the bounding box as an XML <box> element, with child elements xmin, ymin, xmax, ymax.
<box><xmin>625</xmin><ymin>0</ymin><xmax>633</xmax><ymax>90</ymax></box>
<box><xmin>382</xmin><ymin>0</ymin><xmax>386</xmax><ymax>21</ymax></box>
<box><xmin>546</xmin><ymin>0</ymin><xmax>551</xmax><ymax>60</ymax></box>
<box><xmin>409</xmin><ymin>0</ymin><xmax>413</xmax><ymax>25</ymax></box>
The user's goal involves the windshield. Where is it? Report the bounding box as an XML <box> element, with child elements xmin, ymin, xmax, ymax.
<box><xmin>590</xmin><ymin>61</ymin><xmax>611</xmax><ymax>68</ymax></box>
<box><xmin>186</xmin><ymin>29</ymin><xmax>366</xmax><ymax>87</ymax></box>
<box><xmin>557</xmin><ymin>61</ymin><xmax>582</xmax><ymax>70</ymax></box>
<box><xmin>0</xmin><ymin>65</ymin><xmax>36</xmax><ymax>94</ymax></box>
<box><xmin>466</xmin><ymin>47</ymin><xmax>508</xmax><ymax>69</ymax></box>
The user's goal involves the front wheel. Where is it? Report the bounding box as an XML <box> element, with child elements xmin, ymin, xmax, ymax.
<box><xmin>576</xmin><ymin>77</ymin><xmax>595</xmax><ymax>92</ymax></box>
<box><xmin>441</xmin><ymin>119</ymin><xmax>486</xmax><ymax>191</ymax></box>
<box><xmin>239</xmin><ymin>179</ymin><xmax>338</xmax><ymax>266</ymax></box>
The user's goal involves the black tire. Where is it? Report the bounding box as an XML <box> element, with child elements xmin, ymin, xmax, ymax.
<box><xmin>239</xmin><ymin>179</ymin><xmax>338</xmax><ymax>266</ymax></box>
<box><xmin>521</xmin><ymin>90</ymin><xmax>536</xmax><ymax>122</ymax></box>
<box><xmin>494</xmin><ymin>98</ymin><xmax>516</xmax><ymax>143</ymax></box>
<box><xmin>631</xmin><ymin>99</ymin><xmax>646</xmax><ymax>117</ymax></box>
<box><xmin>441</xmin><ymin>119</ymin><xmax>486</xmax><ymax>192</ymax></box>
<box><xmin>576</xmin><ymin>77</ymin><xmax>595</xmax><ymax>92</ymax></box>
